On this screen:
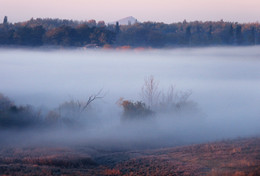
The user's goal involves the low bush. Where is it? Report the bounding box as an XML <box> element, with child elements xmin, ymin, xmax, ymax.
<box><xmin>0</xmin><ymin>91</ymin><xmax>103</xmax><ymax>129</ymax></box>
<box><xmin>0</xmin><ymin>93</ymin><xmax>41</xmax><ymax>128</ymax></box>
<box><xmin>117</xmin><ymin>98</ymin><xmax>154</xmax><ymax>119</ymax></box>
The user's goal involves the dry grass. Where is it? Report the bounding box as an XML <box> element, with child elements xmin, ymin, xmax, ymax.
<box><xmin>0</xmin><ymin>137</ymin><xmax>260</xmax><ymax>175</ymax></box>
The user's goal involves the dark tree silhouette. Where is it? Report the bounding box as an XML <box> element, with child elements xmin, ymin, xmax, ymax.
<box><xmin>185</xmin><ymin>26</ymin><xmax>191</xmax><ymax>45</ymax></box>
<box><xmin>228</xmin><ymin>25</ymin><xmax>235</xmax><ymax>44</ymax></box>
<box><xmin>207</xmin><ymin>25</ymin><xmax>213</xmax><ymax>42</ymax></box>
<box><xmin>3</xmin><ymin>16</ymin><xmax>8</xmax><ymax>24</ymax></box>
<box><xmin>249</xmin><ymin>27</ymin><xmax>256</xmax><ymax>45</ymax></box>
<box><xmin>235</xmin><ymin>25</ymin><xmax>243</xmax><ymax>45</ymax></box>
<box><xmin>115</xmin><ymin>21</ymin><xmax>120</xmax><ymax>34</ymax></box>
<box><xmin>0</xmin><ymin>17</ymin><xmax>259</xmax><ymax>47</ymax></box>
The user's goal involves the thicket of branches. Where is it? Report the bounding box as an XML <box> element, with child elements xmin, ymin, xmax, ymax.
<box><xmin>0</xmin><ymin>75</ymin><xmax>199</xmax><ymax>128</ymax></box>
<box><xmin>0</xmin><ymin>76</ymin><xmax>198</xmax><ymax>128</ymax></box>
<box><xmin>0</xmin><ymin>93</ymin><xmax>41</xmax><ymax>128</ymax></box>
<box><xmin>119</xmin><ymin>76</ymin><xmax>197</xmax><ymax>119</ymax></box>
<box><xmin>0</xmin><ymin>91</ymin><xmax>103</xmax><ymax>129</ymax></box>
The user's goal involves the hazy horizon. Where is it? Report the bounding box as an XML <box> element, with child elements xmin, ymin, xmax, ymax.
<box><xmin>0</xmin><ymin>0</ymin><xmax>259</xmax><ymax>24</ymax></box>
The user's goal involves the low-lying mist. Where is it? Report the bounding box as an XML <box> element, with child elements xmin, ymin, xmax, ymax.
<box><xmin>0</xmin><ymin>46</ymin><xmax>260</xmax><ymax>150</ymax></box>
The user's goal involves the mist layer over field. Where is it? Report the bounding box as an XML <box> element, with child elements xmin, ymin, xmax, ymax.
<box><xmin>0</xmin><ymin>47</ymin><xmax>260</xmax><ymax>149</ymax></box>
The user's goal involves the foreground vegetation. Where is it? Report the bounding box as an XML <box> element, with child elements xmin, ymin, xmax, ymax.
<box><xmin>0</xmin><ymin>16</ymin><xmax>259</xmax><ymax>48</ymax></box>
<box><xmin>1</xmin><ymin>75</ymin><xmax>259</xmax><ymax>175</ymax></box>
<box><xmin>0</xmin><ymin>92</ymin><xmax>103</xmax><ymax>129</ymax></box>
<box><xmin>0</xmin><ymin>77</ymin><xmax>196</xmax><ymax>128</ymax></box>
<box><xmin>0</xmin><ymin>137</ymin><xmax>259</xmax><ymax>175</ymax></box>
<box><xmin>118</xmin><ymin>76</ymin><xmax>196</xmax><ymax>120</ymax></box>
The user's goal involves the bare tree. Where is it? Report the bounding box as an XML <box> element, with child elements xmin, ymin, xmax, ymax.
<box><xmin>161</xmin><ymin>85</ymin><xmax>175</xmax><ymax>105</ymax></box>
<box><xmin>77</xmin><ymin>89</ymin><xmax>104</xmax><ymax>113</ymax></box>
<box><xmin>55</xmin><ymin>90</ymin><xmax>104</xmax><ymax>119</ymax></box>
<box><xmin>175</xmin><ymin>90</ymin><xmax>192</xmax><ymax>109</ymax></box>
<box><xmin>140</xmin><ymin>76</ymin><xmax>193</xmax><ymax>113</ymax></box>
<box><xmin>141</xmin><ymin>76</ymin><xmax>161</xmax><ymax>109</ymax></box>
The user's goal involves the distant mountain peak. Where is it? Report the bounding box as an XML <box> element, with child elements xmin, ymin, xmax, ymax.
<box><xmin>108</xmin><ymin>16</ymin><xmax>138</xmax><ymax>25</ymax></box>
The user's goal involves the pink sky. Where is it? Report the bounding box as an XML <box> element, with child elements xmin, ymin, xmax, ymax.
<box><xmin>0</xmin><ymin>0</ymin><xmax>259</xmax><ymax>23</ymax></box>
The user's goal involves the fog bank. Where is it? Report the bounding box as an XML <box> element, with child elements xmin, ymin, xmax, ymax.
<box><xmin>0</xmin><ymin>46</ymin><xmax>260</xmax><ymax>149</ymax></box>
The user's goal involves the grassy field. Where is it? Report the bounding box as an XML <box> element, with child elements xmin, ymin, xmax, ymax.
<box><xmin>0</xmin><ymin>137</ymin><xmax>260</xmax><ymax>176</ymax></box>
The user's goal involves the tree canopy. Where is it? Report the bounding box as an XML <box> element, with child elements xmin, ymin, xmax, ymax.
<box><xmin>0</xmin><ymin>17</ymin><xmax>259</xmax><ymax>47</ymax></box>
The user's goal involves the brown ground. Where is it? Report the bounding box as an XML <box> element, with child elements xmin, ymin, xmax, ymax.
<box><xmin>0</xmin><ymin>137</ymin><xmax>260</xmax><ymax>176</ymax></box>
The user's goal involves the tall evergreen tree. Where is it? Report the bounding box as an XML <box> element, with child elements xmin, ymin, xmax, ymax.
<box><xmin>3</xmin><ymin>16</ymin><xmax>8</xmax><ymax>24</ymax></box>
<box><xmin>249</xmin><ymin>27</ymin><xmax>256</xmax><ymax>45</ymax></box>
<box><xmin>227</xmin><ymin>25</ymin><xmax>235</xmax><ymax>44</ymax></box>
<box><xmin>185</xmin><ymin>26</ymin><xmax>191</xmax><ymax>45</ymax></box>
<box><xmin>115</xmin><ymin>22</ymin><xmax>120</xmax><ymax>34</ymax></box>
<box><xmin>207</xmin><ymin>25</ymin><xmax>213</xmax><ymax>42</ymax></box>
<box><xmin>235</xmin><ymin>25</ymin><xmax>243</xmax><ymax>45</ymax></box>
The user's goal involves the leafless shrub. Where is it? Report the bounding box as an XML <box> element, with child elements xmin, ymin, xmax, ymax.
<box><xmin>119</xmin><ymin>76</ymin><xmax>196</xmax><ymax>119</ymax></box>
<box><xmin>0</xmin><ymin>90</ymin><xmax>104</xmax><ymax>128</ymax></box>
<box><xmin>0</xmin><ymin>93</ymin><xmax>13</xmax><ymax>112</ymax></box>
<box><xmin>0</xmin><ymin>93</ymin><xmax>42</xmax><ymax>128</ymax></box>
<box><xmin>46</xmin><ymin>110</ymin><xmax>60</xmax><ymax>123</ymax></box>
<box><xmin>141</xmin><ymin>75</ymin><xmax>161</xmax><ymax>109</ymax></box>
<box><xmin>47</xmin><ymin>90</ymin><xmax>104</xmax><ymax>121</ymax></box>
<box><xmin>140</xmin><ymin>76</ymin><xmax>196</xmax><ymax>114</ymax></box>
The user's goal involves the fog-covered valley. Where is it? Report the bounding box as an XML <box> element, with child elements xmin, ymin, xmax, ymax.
<box><xmin>0</xmin><ymin>46</ymin><xmax>260</xmax><ymax>150</ymax></box>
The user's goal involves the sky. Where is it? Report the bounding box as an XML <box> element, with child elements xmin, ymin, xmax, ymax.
<box><xmin>0</xmin><ymin>0</ymin><xmax>259</xmax><ymax>24</ymax></box>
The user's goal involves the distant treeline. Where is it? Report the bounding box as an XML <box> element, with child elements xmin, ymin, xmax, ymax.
<box><xmin>0</xmin><ymin>17</ymin><xmax>260</xmax><ymax>48</ymax></box>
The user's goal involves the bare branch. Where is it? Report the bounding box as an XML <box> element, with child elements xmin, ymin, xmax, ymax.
<box><xmin>80</xmin><ymin>89</ymin><xmax>104</xmax><ymax>113</ymax></box>
<box><xmin>141</xmin><ymin>75</ymin><xmax>161</xmax><ymax>109</ymax></box>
